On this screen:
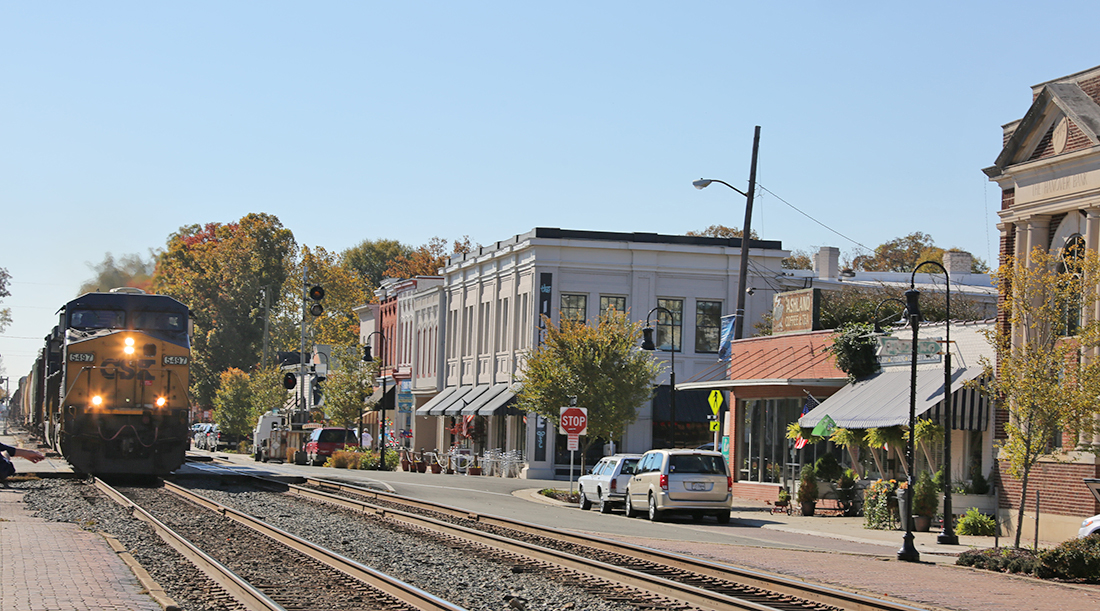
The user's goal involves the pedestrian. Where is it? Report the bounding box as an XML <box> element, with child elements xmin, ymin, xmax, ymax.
<box><xmin>360</xmin><ymin>429</ymin><xmax>373</xmax><ymax>449</ymax></box>
<box><xmin>1</xmin><ymin>441</ymin><xmax>45</xmax><ymax>482</ymax></box>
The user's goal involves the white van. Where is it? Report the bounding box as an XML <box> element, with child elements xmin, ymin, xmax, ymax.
<box><xmin>253</xmin><ymin>412</ymin><xmax>286</xmax><ymax>463</ymax></box>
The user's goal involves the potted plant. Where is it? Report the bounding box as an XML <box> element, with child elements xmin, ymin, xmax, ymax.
<box><xmin>797</xmin><ymin>464</ymin><xmax>819</xmax><ymax>516</ymax></box>
<box><xmin>836</xmin><ymin>468</ymin><xmax>858</xmax><ymax>517</ymax></box>
<box><xmin>774</xmin><ymin>488</ymin><xmax>792</xmax><ymax>514</ymax></box>
<box><xmin>912</xmin><ymin>470</ymin><xmax>938</xmax><ymax>531</ymax></box>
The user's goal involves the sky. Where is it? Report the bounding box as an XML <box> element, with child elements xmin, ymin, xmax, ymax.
<box><xmin>2</xmin><ymin>2</ymin><xmax>1098</xmax><ymax>382</ymax></box>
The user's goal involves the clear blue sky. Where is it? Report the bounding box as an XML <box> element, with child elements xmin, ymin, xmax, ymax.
<box><xmin>2</xmin><ymin>2</ymin><xmax>1097</xmax><ymax>380</ymax></box>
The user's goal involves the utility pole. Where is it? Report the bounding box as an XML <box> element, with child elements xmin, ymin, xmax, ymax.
<box><xmin>261</xmin><ymin>285</ymin><xmax>271</xmax><ymax>369</ymax></box>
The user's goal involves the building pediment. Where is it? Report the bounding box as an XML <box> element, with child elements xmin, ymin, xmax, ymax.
<box><xmin>985</xmin><ymin>82</ymin><xmax>1100</xmax><ymax>179</ymax></box>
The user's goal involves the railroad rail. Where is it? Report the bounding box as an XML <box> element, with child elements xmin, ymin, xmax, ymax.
<box><xmin>184</xmin><ymin>461</ymin><xmax>926</xmax><ymax>611</ymax></box>
<box><xmin>95</xmin><ymin>477</ymin><xmax>467</xmax><ymax>611</ymax></box>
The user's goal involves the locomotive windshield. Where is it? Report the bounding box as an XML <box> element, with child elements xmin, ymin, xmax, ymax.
<box><xmin>132</xmin><ymin>310</ymin><xmax>186</xmax><ymax>332</ymax></box>
<box><xmin>70</xmin><ymin>309</ymin><xmax>125</xmax><ymax>329</ymax></box>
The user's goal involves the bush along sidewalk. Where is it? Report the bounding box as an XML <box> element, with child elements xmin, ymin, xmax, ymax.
<box><xmin>956</xmin><ymin>534</ymin><xmax>1100</xmax><ymax>582</ymax></box>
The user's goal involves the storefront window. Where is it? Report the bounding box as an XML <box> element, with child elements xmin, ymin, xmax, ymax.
<box><xmin>737</xmin><ymin>398</ymin><xmax>801</xmax><ymax>482</ymax></box>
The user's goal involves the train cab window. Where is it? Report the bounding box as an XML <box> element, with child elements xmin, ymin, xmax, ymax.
<box><xmin>133</xmin><ymin>311</ymin><xmax>186</xmax><ymax>332</ymax></box>
<box><xmin>70</xmin><ymin>309</ymin><xmax>125</xmax><ymax>329</ymax></box>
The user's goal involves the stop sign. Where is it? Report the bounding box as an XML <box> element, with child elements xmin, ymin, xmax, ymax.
<box><xmin>559</xmin><ymin>407</ymin><xmax>588</xmax><ymax>436</ymax></box>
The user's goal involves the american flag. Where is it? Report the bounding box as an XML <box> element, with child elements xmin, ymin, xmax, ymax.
<box><xmin>794</xmin><ymin>394</ymin><xmax>819</xmax><ymax>450</ymax></box>
<box><xmin>794</xmin><ymin>436</ymin><xmax>808</xmax><ymax>450</ymax></box>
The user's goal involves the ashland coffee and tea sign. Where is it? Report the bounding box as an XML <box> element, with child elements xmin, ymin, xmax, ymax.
<box><xmin>771</xmin><ymin>288</ymin><xmax>821</xmax><ymax>335</ymax></box>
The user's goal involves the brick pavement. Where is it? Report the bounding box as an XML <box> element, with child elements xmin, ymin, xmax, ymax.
<box><xmin>1</xmin><ymin>481</ymin><xmax>164</xmax><ymax>611</ymax></box>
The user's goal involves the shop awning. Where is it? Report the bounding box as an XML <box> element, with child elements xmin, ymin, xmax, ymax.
<box><xmin>443</xmin><ymin>385</ymin><xmax>491</xmax><ymax>415</ymax></box>
<box><xmin>461</xmin><ymin>383</ymin><xmax>509</xmax><ymax>415</ymax></box>
<box><xmin>479</xmin><ymin>385</ymin><xmax>520</xmax><ymax>416</ymax></box>
<box><xmin>415</xmin><ymin>387</ymin><xmax>460</xmax><ymax>416</ymax></box>
<box><xmin>798</xmin><ymin>367</ymin><xmax>988</xmax><ymax>431</ymax></box>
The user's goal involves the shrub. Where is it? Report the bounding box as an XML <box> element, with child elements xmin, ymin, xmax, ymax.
<box><xmin>970</xmin><ymin>471</ymin><xmax>991</xmax><ymax>495</ymax></box>
<box><xmin>814</xmin><ymin>453</ymin><xmax>843</xmax><ymax>482</ymax></box>
<box><xmin>777</xmin><ymin>488</ymin><xmax>791</xmax><ymax>504</ymax></box>
<box><xmin>912</xmin><ymin>470</ymin><xmax>938</xmax><ymax>517</ymax></box>
<box><xmin>796</xmin><ymin>465</ymin><xmax>819</xmax><ymax>505</ymax></box>
<box><xmin>957</xmin><ymin>547</ymin><xmax>1039</xmax><ymax>573</ymax></box>
<box><xmin>1035</xmin><ymin>534</ymin><xmax>1100</xmax><ymax>582</ymax></box>
<box><xmin>955</xmin><ymin>507</ymin><xmax>996</xmax><ymax>536</ymax></box>
<box><xmin>837</xmin><ymin>468</ymin><xmax>856</xmax><ymax>489</ymax></box>
<box><xmin>863</xmin><ymin>479</ymin><xmax>899</xmax><ymax>530</ymax></box>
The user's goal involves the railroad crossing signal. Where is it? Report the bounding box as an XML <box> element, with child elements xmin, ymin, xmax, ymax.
<box><xmin>559</xmin><ymin>406</ymin><xmax>588</xmax><ymax>436</ymax></box>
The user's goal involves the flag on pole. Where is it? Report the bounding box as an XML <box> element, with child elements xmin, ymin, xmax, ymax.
<box><xmin>811</xmin><ymin>414</ymin><xmax>836</xmax><ymax>438</ymax></box>
<box><xmin>717</xmin><ymin>314</ymin><xmax>738</xmax><ymax>361</ymax></box>
<box><xmin>801</xmin><ymin>394</ymin><xmax>819</xmax><ymax>416</ymax></box>
<box><xmin>794</xmin><ymin>436</ymin><xmax>808</xmax><ymax>450</ymax></box>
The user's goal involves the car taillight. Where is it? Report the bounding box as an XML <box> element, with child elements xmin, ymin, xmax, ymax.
<box><xmin>610</xmin><ymin>479</ymin><xmax>617</xmax><ymax>492</ymax></box>
<box><xmin>660</xmin><ymin>474</ymin><xmax>668</xmax><ymax>491</ymax></box>
<box><xmin>727</xmin><ymin>476</ymin><xmax>733</xmax><ymax>493</ymax></box>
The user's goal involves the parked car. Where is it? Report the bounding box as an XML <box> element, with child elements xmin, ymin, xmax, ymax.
<box><xmin>205</xmin><ymin>425</ymin><xmax>240</xmax><ymax>451</ymax></box>
<box><xmin>577</xmin><ymin>454</ymin><xmax>642</xmax><ymax>513</ymax></box>
<box><xmin>1080</xmin><ymin>478</ymin><xmax>1100</xmax><ymax>538</ymax></box>
<box><xmin>624</xmin><ymin>448</ymin><xmax>732</xmax><ymax>523</ymax></box>
<box><xmin>192</xmin><ymin>423</ymin><xmax>214</xmax><ymax>450</ymax></box>
<box><xmin>303</xmin><ymin>427</ymin><xmax>359</xmax><ymax>466</ymax></box>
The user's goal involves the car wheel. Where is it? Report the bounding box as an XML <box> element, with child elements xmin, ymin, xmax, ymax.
<box><xmin>624</xmin><ymin>492</ymin><xmax>639</xmax><ymax>518</ymax></box>
<box><xmin>579</xmin><ymin>488</ymin><xmax>592</xmax><ymax>511</ymax></box>
<box><xmin>253</xmin><ymin>451</ymin><xmax>261</xmax><ymax>462</ymax></box>
<box><xmin>716</xmin><ymin>511</ymin><xmax>731</xmax><ymax>525</ymax></box>
<box><xmin>599</xmin><ymin>495</ymin><xmax>612</xmax><ymax>514</ymax></box>
<box><xmin>647</xmin><ymin>494</ymin><xmax>663</xmax><ymax>522</ymax></box>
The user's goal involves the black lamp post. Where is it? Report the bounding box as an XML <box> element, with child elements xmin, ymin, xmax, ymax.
<box><xmin>642</xmin><ymin>306</ymin><xmax>677</xmax><ymax>448</ymax></box>
<box><xmin>898</xmin><ymin>287</ymin><xmax>922</xmax><ymax>563</ymax></box>
<box><xmin>363</xmin><ymin>331</ymin><xmax>387</xmax><ymax>471</ymax></box>
<box><xmin>692</xmin><ymin>125</ymin><xmax>761</xmax><ymax>342</ymax></box>
<box><xmin>912</xmin><ymin>260</ymin><xmax>958</xmax><ymax>546</ymax></box>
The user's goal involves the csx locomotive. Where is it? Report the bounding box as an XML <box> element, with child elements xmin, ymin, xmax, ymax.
<box><xmin>22</xmin><ymin>288</ymin><xmax>192</xmax><ymax>474</ymax></box>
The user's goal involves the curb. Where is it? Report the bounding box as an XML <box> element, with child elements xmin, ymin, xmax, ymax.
<box><xmin>101</xmin><ymin>532</ymin><xmax>181</xmax><ymax>611</ymax></box>
<box><xmin>515</xmin><ymin>487</ymin><xmax>577</xmax><ymax>507</ymax></box>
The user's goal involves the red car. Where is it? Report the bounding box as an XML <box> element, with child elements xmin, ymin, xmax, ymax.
<box><xmin>304</xmin><ymin>427</ymin><xmax>358</xmax><ymax>466</ymax></box>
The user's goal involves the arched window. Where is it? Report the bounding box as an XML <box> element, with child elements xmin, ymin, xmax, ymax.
<box><xmin>1057</xmin><ymin>235</ymin><xmax>1085</xmax><ymax>336</ymax></box>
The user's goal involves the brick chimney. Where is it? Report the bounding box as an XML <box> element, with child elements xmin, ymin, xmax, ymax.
<box><xmin>943</xmin><ymin>251</ymin><xmax>973</xmax><ymax>275</ymax></box>
<box><xmin>815</xmin><ymin>247</ymin><xmax>840</xmax><ymax>280</ymax></box>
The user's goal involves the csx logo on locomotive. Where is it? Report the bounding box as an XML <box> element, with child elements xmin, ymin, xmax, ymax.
<box><xmin>100</xmin><ymin>358</ymin><xmax>156</xmax><ymax>381</ymax></box>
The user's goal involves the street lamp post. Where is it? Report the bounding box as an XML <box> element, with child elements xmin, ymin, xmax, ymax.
<box><xmin>912</xmin><ymin>260</ymin><xmax>958</xmax><ymax>545</ymax></box>
<box><xmin>642</xmin><ymin>306</ymin><xmax>677</xmax><ymax>448</ymax></box>
<box><xmin>898</xmin><ymin>287</ymin><xmax>922</xmax><ymax>563</ymax></box>
<box><xmin>693</xmin><ymin>125</ymin><xmax>761</xmax><ymax>341</ymax></box>
<box><xmin>363</xmin><ymin>331</ymin><xmax>387</xmax><ymax>471</ymax></box>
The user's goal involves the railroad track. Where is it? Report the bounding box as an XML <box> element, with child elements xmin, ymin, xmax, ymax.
<box><xmin>182</xmin><ymin>462</ymin><xmax>929</xmax><ymax>611</ymax></box>
<box><xmin>94</xmin><ymin>477</ymin><xmax>467</xmax><ymax>611</ymax></box>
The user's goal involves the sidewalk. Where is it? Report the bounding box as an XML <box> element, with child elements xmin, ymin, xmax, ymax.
<box><xmin>1</xmin><ymin>432</ymin><xmax>171</xmax><ymax>611</ymax></box>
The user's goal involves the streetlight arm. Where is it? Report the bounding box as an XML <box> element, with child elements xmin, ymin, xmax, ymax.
<box><xmin>693</xmin><ymin>178</ymin><xmax>748</xmax><ymax>198</ymax></box>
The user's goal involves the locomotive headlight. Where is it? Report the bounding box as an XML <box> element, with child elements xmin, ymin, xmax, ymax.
<box><xmin>91</xmin><ymin>395</ymin><xmax>103</xmax><ymax>407</ymax></box>
<box><xmin>124</xmin><ymin>337</ymin><xmax>135</xmax><ymax>355</ymax></box>
<box><xmin>155</xmin><ymin>397</ymin><xmax>167</xmax><ymax>408</ymax></box>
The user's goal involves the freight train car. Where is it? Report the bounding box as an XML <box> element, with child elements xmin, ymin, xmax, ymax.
<box><xmin>32</xmin><ymin>287</ymin><xmax>191</xmax><ymax>474</ymax></box>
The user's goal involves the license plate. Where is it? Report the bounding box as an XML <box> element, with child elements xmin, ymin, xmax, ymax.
<box><xmin>690</xmin><ymin>482</ymin><xmax>707</xmax><ymax>491</ymax></box>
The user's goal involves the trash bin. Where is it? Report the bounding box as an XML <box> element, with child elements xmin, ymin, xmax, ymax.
<box><xmin>896</xmin><ymin>492</ymin><xmax>908</xmax><ymax>531</ymax></box>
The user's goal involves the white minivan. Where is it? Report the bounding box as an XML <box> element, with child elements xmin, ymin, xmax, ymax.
<box><xmin>577</xmin><ymin>454</ymin><xmax>642</xmax><ymax>514</ymax></box>
<box><xmin>624</xmin><ymin>448</ymin><xmax>733</xmax><ymax>523</ymax></box>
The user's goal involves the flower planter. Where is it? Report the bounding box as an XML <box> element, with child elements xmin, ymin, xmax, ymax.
<box><xmin>800</xmin><ymin>501</ymin><xmax>815</xmax><ymax>516</ymax></box>
<box><xmin>467</xmin><ymin>467</ymin><xmax>483</xmax><ymax>476</ymax></box>
<box><xmin>943</xmin><ymin>493</ymin><xmax>996</xmax><ymax>518</ymax></box>
<box><xmin>914</xmin><ymin>515</ymin><xmax>932</xmax><ymax>532</ymax></box>
<box><xmin>400</xmin><ymin>459</ymin><xmax>411</xmax><ymax>472</ymax></box>
<box><xmin>429</xmin><ymin>463</ymin><xmax>442</xmax><ymax>474</ymax></box>
<box><xmin>415</xmin><ymin>461</ymin><xmax>428</xmax><ymax>473</ymax></box>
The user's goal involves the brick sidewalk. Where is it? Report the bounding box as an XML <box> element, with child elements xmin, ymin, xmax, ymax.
<box><xmin>0</xmin><ymin>486</ymin><xmax>163</xmax><ymax>611</ymax></box>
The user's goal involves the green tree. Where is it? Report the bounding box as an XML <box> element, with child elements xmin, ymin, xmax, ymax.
<box><xmin>974</xmin><ymin>246</ymin><xmax>1100</xmax><ymax>548</ymax></box>
<box><xmin>153</xmin><ymin>213</ymin><xmax>296</xmax><ymax>408</ymax></box>
<box><xmin>213</xmin><ymin>368</ymin><xmax>253</xmax><ymax>441</ymax></box>
<box><xmin>686</xmin><ymin>224</ymin><xmax>759</xmax><ymax>240</ymax></box>
<box><xmin>248</xmin><ymin>365</ymin><xmax>289</xmax><ymax>422</ymax></box>
<box><xmin>827</xmin><ymin>322</ymin><xmax>880</xmax><ymax>382</ymax></box>
<box><xmin>782</xmin><ymin>249</ymin><xmax>813</xmax><ymax>270</ymax></box>
<box><xmin>79</xmin><ymin>252</ymin><xmax>157</xmax><ymax>295</ymax></box>
<box><xmin>322</xmin><ymin>344</ymin><xmax>377</xmax><ymax>428</ymax></box>
<box><xmin>517</xmin><ymin>310</ymin><xmax>659</xmax><ymax>458</ymax></box>
<box><xmin>342</xmin><ymin>238</ymin><xmax>413</xmax><ymax>288</ymax></box>
<box><xmin>385</xmin><ymin>236</ymin><xmax>473</xmax><ymax>279</ymax></box>
<box><xmin>850</xmin><ymin>232</ymin><xmax>989</xmax><ymax>273</ymax></box>
<box><xmin>268</xmin><ymin>246</ymin><xmax>370</xmax><ymax>355</ymax></box>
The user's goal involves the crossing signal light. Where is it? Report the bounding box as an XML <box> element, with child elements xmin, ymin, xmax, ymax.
<box><xmin>283</xmin><ymin>372</ymin><xmax>297</xmax><ymax>390</ymax></box>
<box><xmin>308</xmin><ymin>285</ymin><xmax>325</xmax><ymax>316</ymax></box>
<box><xmin>312</xmin><ymin>376</ymin><xmax>326</xmax><ymax>405</ymax></box>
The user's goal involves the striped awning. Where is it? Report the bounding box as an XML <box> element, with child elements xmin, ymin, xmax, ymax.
<box><xmin>415</xmin><ymin>384</ymin><xmax>523</xmax><ymax>417</ymax></box>
<box><xmin>415</xmin><ymin>387</ymin><xmax>460</xmax><ymax>416</ymax></box>
<box><xmin>799</xmin><ymin>367</ymin><xmax>988</xmax><ymax>431</ymax></box>
<box><xmin>444</xmin><ymin>385</ymin><xmax>491</xmax><ymax>415</ymax></box>
<box><xmin>461</xmin><ymin>384</ymin><xmax>510</xmax><ymax>415</ymax></box>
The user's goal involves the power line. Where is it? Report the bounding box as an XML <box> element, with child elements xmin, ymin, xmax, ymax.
<box><xmin>757</xmin><ymin>184</ymin><xmax>874</xmax><ymax>253</ymax></box>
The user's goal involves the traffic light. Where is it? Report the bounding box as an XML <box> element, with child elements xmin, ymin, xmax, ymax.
<box><xmin>282</xmin><ymin>372</ymin><xmax>297</xmax><ymax>390</ymax></box>
<box><xmin>312</xmin><ymin>376</ymin><xmax>326</xmax><ymax>406</ymax></box>
<box><xmin>363</xmin><ymin>345</ymin><xmax>373</xmax><ymax>362</ymax></box>
<box><xmin>308</xmin><ymin>285</ymin><xmax>325</xmax><ymax>316</ymax></box>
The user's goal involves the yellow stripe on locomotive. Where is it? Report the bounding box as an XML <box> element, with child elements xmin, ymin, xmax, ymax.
<box><xmin>64</xmin><ymin>331</ymin><xmax>189</xmax><ymax>414</ymax></box>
